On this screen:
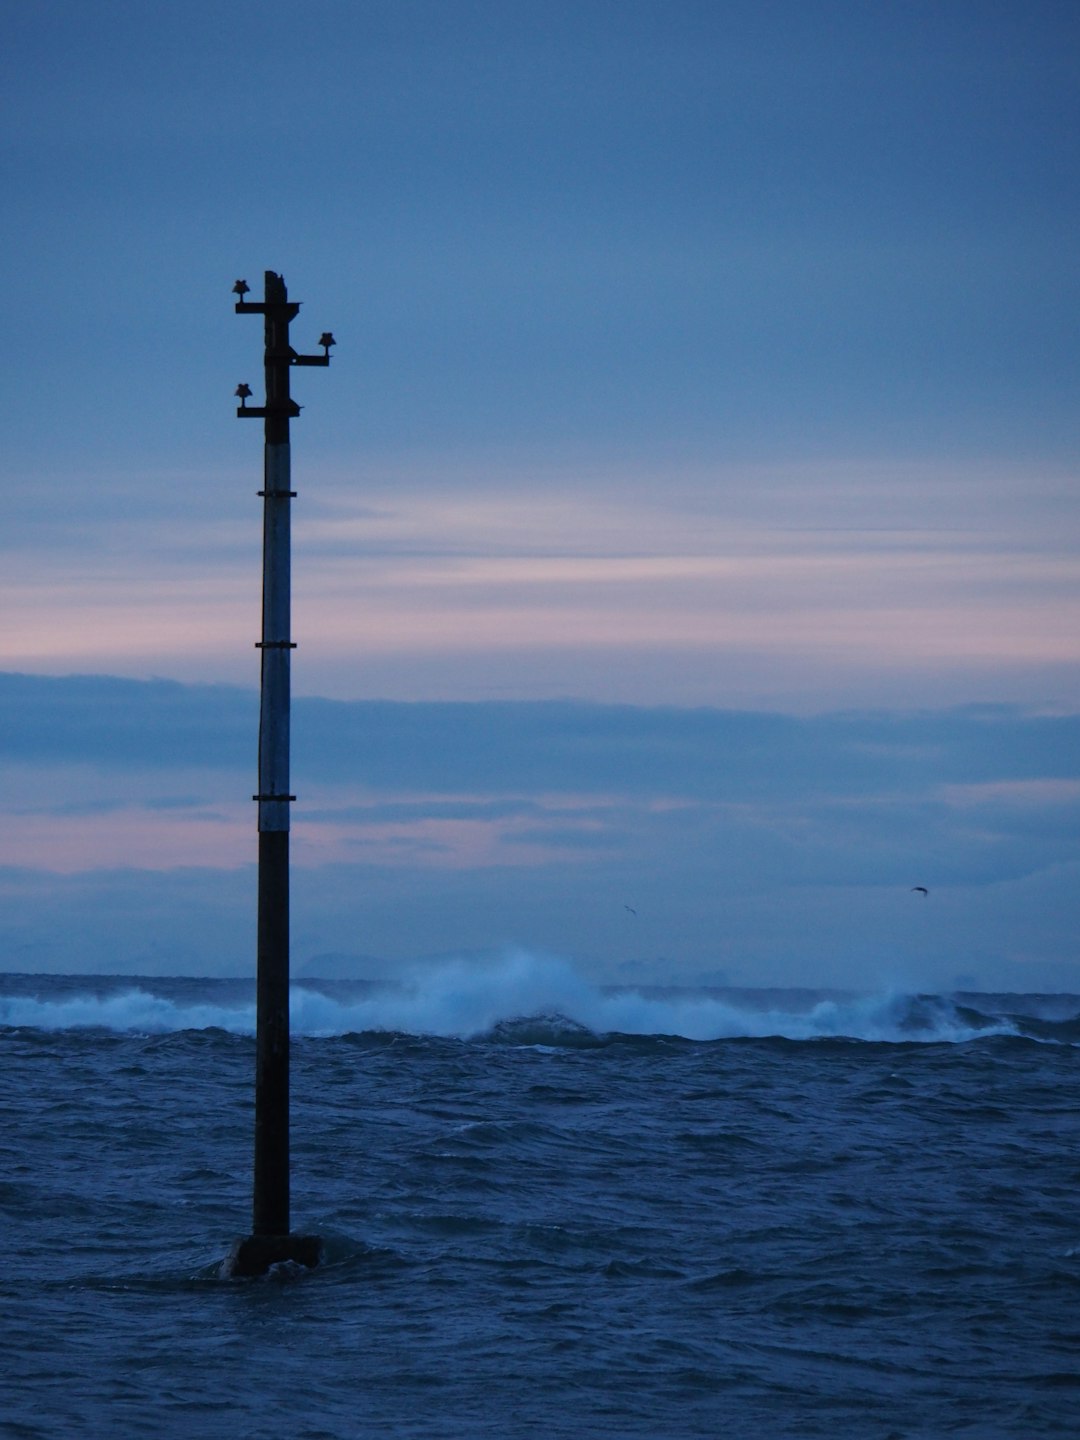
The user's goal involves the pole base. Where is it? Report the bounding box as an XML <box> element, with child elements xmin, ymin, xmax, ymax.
<box><xmin>223</xmin><ymin>1233</ymin><xmax>323</xmax><ymax>1278</ymax></box>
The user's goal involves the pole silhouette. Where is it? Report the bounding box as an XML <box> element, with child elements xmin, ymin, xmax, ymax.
<box><xmin>225</xmin><ymin>272</ymin><xmax>334</xmax><ymax>1277</ymax></box>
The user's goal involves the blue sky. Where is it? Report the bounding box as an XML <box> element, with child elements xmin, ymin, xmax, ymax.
<box><xmin>2</xmin><ymin>2</ymin><xmax>1078</xmax><ymax>987</ymax></box>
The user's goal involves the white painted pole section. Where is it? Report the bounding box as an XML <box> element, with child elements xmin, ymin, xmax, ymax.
<box><xmin>259</xmin><ymin>441</ymin><xmax>292</xmax><ymax>835</ymax></box>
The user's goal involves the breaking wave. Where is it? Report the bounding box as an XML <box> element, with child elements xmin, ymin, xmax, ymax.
<box><xmin>0</xmin><ymin>951</ymin><xmax>1057</xmax><ymax>1043</ymax></box>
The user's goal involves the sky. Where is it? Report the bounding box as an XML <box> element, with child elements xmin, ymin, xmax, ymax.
<box><xmin>2</xmin><ymin>1</ymin><xmax>1078</xmax><ymax>990</ymax></box>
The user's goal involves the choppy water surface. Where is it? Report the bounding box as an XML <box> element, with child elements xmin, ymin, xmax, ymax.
<box><xmin>1</xmin><ymin>962</ymin><xmax>1078</xmax><ymax>1438</ymax></box>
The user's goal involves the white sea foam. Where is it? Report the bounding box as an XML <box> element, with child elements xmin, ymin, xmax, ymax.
<box><xmin>0</xmin><ymin>951</ymin><xmax>1019</xmax><ymax>1042</ymax></box>
<box><xmin>293</xmin><ymin>954</ymin><xmax>1014</xmax><ymax>1043</ymax></box>
<box><xmin>0</xmin><ymin>990</ymin><xmax>257</xmax><ymax>1035</ymax></box>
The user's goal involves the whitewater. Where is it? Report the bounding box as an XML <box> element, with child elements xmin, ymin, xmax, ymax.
<box><xmin>0</xmin><ymin>950</ymin><xmax>1042</xmax><ymax>1043</ymax></box>
<box><xmin>1</xmin><ymin>955</ymin><xmax>1077</xmax><ymax>1438</ymax></box>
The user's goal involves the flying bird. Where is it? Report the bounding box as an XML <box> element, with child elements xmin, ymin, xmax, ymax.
<box><xmin>911</xmin><ymin>886</ymin><xmax>929</xmax><ymax>896</ymax></box>
<box><xmin>624</xmin><ymin>905</ymin><xmax>638</xmax><ymax>916</ymax></box>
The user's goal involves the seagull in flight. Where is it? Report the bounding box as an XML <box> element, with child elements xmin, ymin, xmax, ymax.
<box><xmin>910</xmin><ymin>886</ymin><xmax>929</xmax><ymax>896</ymax></box>
<box><xmin>624</xmin><ymin>905</ymin><xmax>638</xmax><ymax>916</ymax></box>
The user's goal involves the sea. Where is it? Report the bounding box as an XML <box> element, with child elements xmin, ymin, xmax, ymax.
<box><xmin>1</xmin><ymin>955</ymin><xmax>1077</xmax><ymax>1439</ymax></box>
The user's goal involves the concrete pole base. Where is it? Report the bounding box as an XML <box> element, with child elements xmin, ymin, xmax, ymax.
<box><xmin>222</xmin><ymin>1233</ymin><xmax>323</xmax><ymax>1278</ymax></box>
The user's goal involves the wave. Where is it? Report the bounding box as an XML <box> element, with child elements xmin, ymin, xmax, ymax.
<box><xmin>0</xmin><ymin>952</ymin><xmax>1044</xmax><ymax>1043</ymax></box>
<box><xmin>0</xmin><ymin>989</ymin><xmax>259</xmax><ymax>1036</ymax></box>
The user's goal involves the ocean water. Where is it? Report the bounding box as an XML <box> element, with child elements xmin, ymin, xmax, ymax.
<box><xmin>1</xmin><ymin>956</ymin><xmax>1078</xmax><ymax>1439</ymax></box>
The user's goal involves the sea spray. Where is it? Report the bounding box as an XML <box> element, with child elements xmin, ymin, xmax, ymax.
<box><xmin>0</xmin><ymin>988</ymin><xmax>258</xmax><ymax>1035</ymax></box>
<box><xmin>0</xmin><ymin>952</ymin><xmax>1022</xmax><ymax>1042</ymax></box>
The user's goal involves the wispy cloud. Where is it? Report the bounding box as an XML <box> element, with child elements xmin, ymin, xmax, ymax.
<box><xmin>3</xmin><ymin>460</ymin><xmax>1077</xmax><ymax>708</ymax></box>
<box><xmin>0</xmin><ymin>673</ymin><xmax>1076</xmax><ymax>988</ymax></box>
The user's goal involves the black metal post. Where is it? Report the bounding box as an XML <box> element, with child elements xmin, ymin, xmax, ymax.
<box><xmin>225</xmin><ymin>272</ymin><xmax>333</xmax><ymax>1278</ymax></box>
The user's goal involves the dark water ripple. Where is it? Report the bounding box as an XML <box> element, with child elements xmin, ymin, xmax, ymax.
<box><xmin>0</xmin><ymin>985</ymin><xmax>1078</xmax><ymax>1438</ymax></box>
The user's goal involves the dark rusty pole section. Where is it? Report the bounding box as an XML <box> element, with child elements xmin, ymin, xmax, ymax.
<box><xmin>226</xmin><ymin>272</ymin><xmax>333</xmax><ymax>1277</ymax></box>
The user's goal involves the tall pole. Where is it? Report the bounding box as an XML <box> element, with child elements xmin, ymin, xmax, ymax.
<box><xmin>226</xmin><ymin>272</ymin><xmax>333</xmax><ymax>1277</ymax></box>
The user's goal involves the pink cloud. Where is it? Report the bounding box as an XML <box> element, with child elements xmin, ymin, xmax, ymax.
<box><xmin>0</xmin><ymin>806</ymin><xmax>253</xmax><ymax>874</ymax></box>
<box><xmin>3</xmin><ymin>457</ymin><xmax>1077</xmax><ymax>709</ymax></box>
